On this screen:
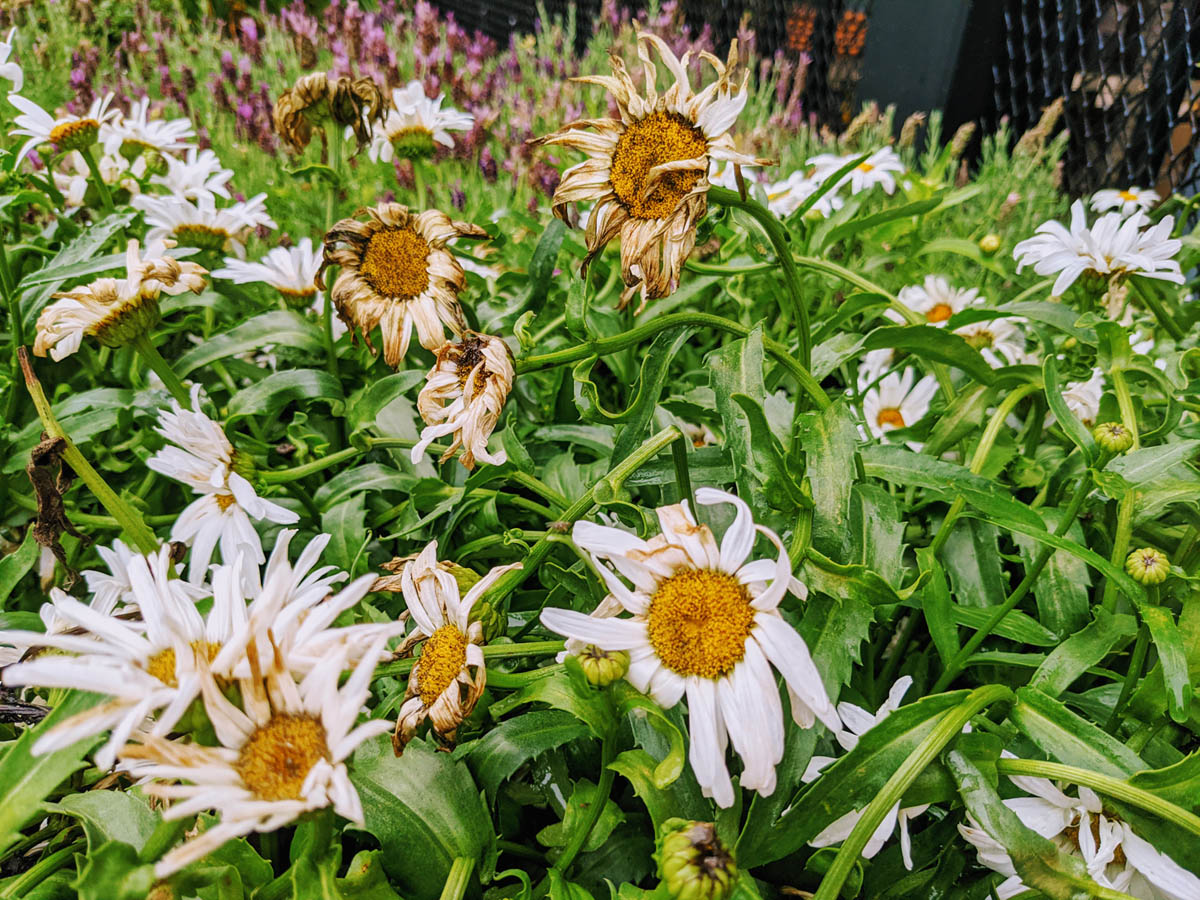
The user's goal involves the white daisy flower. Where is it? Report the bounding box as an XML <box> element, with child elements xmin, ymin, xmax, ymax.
<box><xmin>368</xmin><ymin>80</ymin><xmax>475</xmax><ymax>163</ymax></box>
<box><xmin>393</xmin><ymin>540</ymin><xmax>520</xmax><ymax>751</ymax></box>
<box><xmin>861</xmin><ymin>368</ymin><xmax>938</xmax><ymax>449</ymax></box>
<box><xmin>9</xmin><ymin>92</ymin><xmax>118</xmax><ymax>161</ymax></box>
<box><xmin>1013</xmin><ymin>200</ymin><xmax>1183</xmax><ymax>296</ymax></box>
<box><xmin>959</xmin><ymin>763</ymin><xmax>1200</xmax><ymax>900</ymax></box>
<box><xmin>766</xmin><ymin>170</ymin><xmax>844</xmax><ymax>218</ymax></box>
<box><xmin>953</xmin><ymin>316</ymin><xmax>1029</xmax><ymax>368</ymax></box>
<box><xmin>212</xmin><ymin>238</ymin><xmax>321</xmax><ymax>303</ymax></box>
<box><xmin>149</xmin><ymin>147</ymin><xmax>233</xmax><ymax>202</ymax></box>
<box><xmin>1090</xmin><ymin>187</ymin><xmax>1158</xmax><ymax>218</ymax></box>
<box><xmin>120</xmin><ymin>634</ymin><xmax>393</xmax><ymax>878</ymax></box>
<box><xmin>540</xmin><ymin>487</ymin><xmax>840</xmax><ymax>808</ymax></box>
<box><xmin>857</xmin><ymin>347</ymin><xmax>896</xmax><ymax>391</ymax></box>
<box><xmin>0</xmin><ymin>28</ymin><xmax>23</xmax><ymax>92</ymax></box>
<box><xmin>802</xmin><ymin>677</ymin><xmax>930</xmax><ymax>869</ymax></box>
<box><xmin>133</xmin><ymin>193</ymin><xmax>276</xmax><ymax>258</ymax></box>
<box><xmin>51</xmin><ymin>152</ymin><xmax>89</xmax><ymax>208</ymax></box>
<box><xmin>808</xmin><ymin>146</ymin><xmax>905</xmax><ymax>195</ymax></box>
<box><xmin>889</xmin><ymin>275</ymin><xmax>981</xmax><ymax>326</ymax></box>
<box><xmin>147</xmin><ymin>385</ymin><xmax>299</xmax><ymax>584</ymax></box>
<box><xmin>101</xmin><ymin>96</ymin><xmax>195</xmax><ymax>159</ymax></box>
<box><xmin>1059</xmin><ymin>367</ymin><xmax>1105</xmax><ymax>428</ymax></box>
<box><xmin>0</xmin><ymin>545</ymin><xmax>224</xmax><ymax>770</ymax></box>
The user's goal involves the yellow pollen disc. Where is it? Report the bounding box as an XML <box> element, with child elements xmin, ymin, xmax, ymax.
<box><xmin>215</xmin><ymin>492</ymin><xmax>237</xmax><ymax>512</ymax></box>
<box><xmin>49</xmin><ymin>118</ymin><xmax>99</xmax><ymax>146</ymax></box>
<box><xmin>1118</xmin><ymin>189</ymin><xmax>1137</xmax><ymax>202</ymax></box>
<box><xmin>877</xmin><ymin>407</ymin><xmax>905</xmax><ymax>428</ymax></box>
<box><xmin>236</xmin><ymin>714</ymin><xmax>329</xmax><ymax>802</ymax></box>
<box><xmin>144</xmin><ymin>641</ymin><xmax>222</xmax><ymax>687</ymax></box>
<box><xmin>609</xmin><ymin>110</ymin><xmax>709</xmax><ymax>220</ymax></box>
<box><xmin>360</xmin><ymin>227</ymin><xmax>432</xmax><ymax>299</ymax></box>
<box><xmin>858</xmin><ymin>161</ymin><xmax>875</xmax><ymax>172</ymax></box>
<box><xmin>925</xmin><ymin>303</ymin><xmax>954</xmax><ymax>323</ymax></box>
<box><xmin>417</xmin><ymin>624</ymin><xmax>468</xmax><ymax>706</ymax></box>
<box><xmin>646</xmin><ymin>569</ymin><xmax>754</xmax><ymax>678</ymax></box>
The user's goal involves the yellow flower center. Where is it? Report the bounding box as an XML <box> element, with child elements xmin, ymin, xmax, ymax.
<box><xmin>235</xmin><ymin>714</ymin><xmax>329</xmax><ymax>801</ymax></box>
<box><xmin>646</xmin><ymin>569</ymin><xmax>754</xmax><ymax>678</ymax></box>
<box><xmin>925</xmin><ymin>303</ymin><xmax>954</xmax><ymax>323</ymax></box>
<box><xmin>361</xmin><ymin>227</ymin><xmax>431</xmax><ymax>299</ymax></box>
<box><xmin>418</xmin><ymin>624</ymin><xmax>468</xmax><ymax>706</ymax></box>
<box><xmin>144</xmin><ymin>641</ymin><xmax>222</xmax><ymax>688</ymax></box>
<box><xmin>858</xmin><ymin>161</ymin><xmax>875</xmax><ymax>172</ymax></box>
<box><xmin>49</xmin><ymin>118</ymin><xmax>100</xmax><ymax>149</ymax></box>
<box><xmin>1118</xmin><ymin>189</ymin><xmax>1138</xmax><ymax>202</ymax></box>
<box><xmin>174</xmin><ymin>223</ymin><xmax>231</xmax><ymax>253</ymax></box>
<box><xmin>215</xmin><ymin>492</ymin><xmax>237</xmax><ymax>512</ymax></box>
<box><xmin>877</xmin><ymin>407</ymin><xmax>905</xmax><ymax>428</ymax></box>
<box><xmin>609</xmin><ymin>110</ymin><xmax>708</xmax><ymax>220</ymax></box>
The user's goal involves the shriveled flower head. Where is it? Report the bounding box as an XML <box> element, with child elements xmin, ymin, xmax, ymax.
<box><xmin>101</xmin><ymin>96</ymin><xmax>195</xmax><ymax>162</ymax></box>
<box><xmin>212</xmin><ymin>238</ymin><xmax>322</xmax><ymax>309</ymax></box>
<box><xmin>890</xmin><ymin>275</ymin><xmax>980</xmax><ymax>327</ymax></box>
<box><xmin>393</xmin><ymin>540</ymin><xmax>519</xmax><ymax>753</ymax></box>
<box><xmin>319</xmin><ymin>203</ymin><xmax>485</xmax><ymax>367</ymax></box>
<box><xmin>120</xmin><ymin>634</ymin><xmax>392</xmax><ymax>878</ymax></box>
<box><xmin>147</xmin><ymin>385</ymin><xmax>299</xmax><ymax>584</ymax></box>
<box><xmin>134</xmin><ymin>193</ymin><xmax>276</xmax><ymax>259</ymax></box>
<box><xmin>369</xmin><ymin>80</ymin><xmax>475</xmax><ymax>162</ymax></box>
<box><xmin>410</xmin><ymin>332</ymin><xmax>513</xmax><ymax>470</ymax></box>
<box><xmin>541</xmin><ymin>488</ymin><xmax>840</xmax><ymax>807</ymax></box>
<box><xmin>532</xmin><ymin>32</ymin><xmax>769</xmax><ymax>311</ymax></box>
<box><xmin>10</xmin><ymin>92</ymin><xmax>118</xmax><ymax>160</ymax></box>
<box><xmin>273</xmin><ymin>71</ymin><xmax>383</xmax><ymax>154</ymax></box>
<box><xmin>34</xmin><ymin>238</ymin><xmax>206</xmax><ymax>361</ymax></box>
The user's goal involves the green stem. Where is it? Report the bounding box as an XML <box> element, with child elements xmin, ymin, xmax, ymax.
<box><xmin>1127</xmin><ymin>276</ymin><xmax>1185</xmax><ymax>342</ymax></box>
<box><xmin>531</xmin><ymin>313</ymin><xmax>566</xmax><ymax>344</ymax></box>
<box><xmin>813</xmin><ymin>685</ymin><xmax>1011</xmax><ymax>900</ymax></box>
<box><xmin>78</xmin><ymin>146</ymin><xmax>115</xmax><ymax>215</ymax></box>
<box><xmin>322</xmin><ymin>133</ymin><xmax>343</xmax><ymax>381</ymax></box>
<box><xmin>0</xmin><ymin>839</ymin><xmax>85</xmax><ymax>899</ymax></box>
<box><xmin>20</xmin><ymin>349</ymin><xmax>158</xmax><ymax>553</ymax></box>
<box><xmin>931</xmin><ymin>470</ymin><xmax>1094</xmax><ymax>692</ymax></box>
<box><xmin>995</xmin><ymin>757</ymin><xmax>1200</xmax><ymax>838</ymax></box>
<box><xmin>1</xmin><ymin>237</ymin><xmax>24</xmax><ymax>423</ymax></box>
<box><xmin>1105</xmin><ymin>622</ymin><xmax>1149</xmax><ymax>732</ymax></box>
<box><xmin>671</xmin><ymin>436</ymin><xmax>696</xmax><ymax>514</ymax></box>
<box><xmin>552</xmin><ymin>727</ymin><xmax>616</xmax><ymax>876</ymax></box>
<box><xmin>260</xmin><ymin>446</ymin><xmax>362</xmax><ymax>483</ymax></box>
<box><xmin>683</xmin><ymin>259</ymin><xmax>776</xmax><ymax>276</ymax></box>
<box><xmin>9</xmin><ymin>489</ymin><xmax>177</xmax><ymax>527</ymax></box>
<box><xmin>708</xmin><ymin>185</ymin><xmax>810</xmax><ymax>367</ymax></box>
<box><xmin>516</xmin><ymin>312</ymin><xmax>828</xmax><ymax>411</ymax></box>
<box><xmin>510</xmin><ymin>471</ymin><xmax>570</xmax><ymax>511</ymax></box>
<box><xmin>131</xmin><ymin>332</ymin><xmax>191</xmax><ymax>407</ymax></box>
<box><xmin>438</xmin><ymin>857</ymin><xmax>475</xmax><ymax>900</ymax></box>
<box><xmin>413</xmin><ymin>161</ymin><xmax>427</xmax><ymax>208</ymax></box>
<box><xmin>1102</xmin><ymin>491</ymin><xmax>1135</xmax><ymax>614</ymax></box>
<box><xmin>1111</xmin><ymin>368</ymin><xmax>1141</xmax><ymax>450</ymax></box>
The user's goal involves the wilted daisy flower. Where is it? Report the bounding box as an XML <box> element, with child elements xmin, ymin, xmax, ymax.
<box><xmin>802</xmin><ymin>677</ymin><xmax>930</xmax><ymax>869</ymax></box>
<box><xmin>133</xmin><ymin>193</ymin><xmax>276</xmax><ymax>258</ymax></box>
<box><xmin>1091</xmin><ymin>187</ymin><xmax>1157</xmax><ymax>218</ymax></box>
<box><xmin>368</xmin><ymin>80</ymin><xmax>474</xmax><ymax>162</ymax></box>
<box><xmin>959</xmin><ymin>767</ymin><xmax>1200</xmax><ymax>899</ymax></box>
<box><xmin>808</xmin><ymin>146</ymin><xmax>904</xmax><ymax>195</ymax></box>
<box><xmin>765</xmin><ymin>170</ymin><xmax>844</xmax><ymax>218</ymax></box>
<box><xmin>953</xmin><ymin>316</ymin><xmax>1028</xmax><ymax>368</ymax></box>
<box><xmin>273</xmin><ymin>71</ymin><xmax>384</xmax><ymax>154</ymax></box>
<box><xmin>10</xmin><ymin>92</ymin><xmax>118</xmax><ymax>160</ymax></box>
<box><xmin>541</xmin><ymin>488</ymin><xmax>840</xmax><ymax>807</ymax></box>
<box><xmin>862</xmin><ymin>368</ymin><xmax>938</xmax><ymax>449</ymax></box>
<box><xmin>0</xmin><ymin>545</ymin><xmax>220</xmax><ymax>770</ymax></box>
<box><xmin>213</xmin><ymin>238</ymin><xmax>321</xmax><ymax>307</ymax></box>
<box><xmin>102</xmin><ymin>96</ymin><xmax>195</xmax><ymax>161</ymax></box>
<box><xmin>121</xmin><ymin>634</ymin><xmax>392</xmax><ymax>878</ymax></box>
<box><xmin>393</xmin><ymin>540</ymin><xmax>519</xmax><ymax>752</ymax></box>
<box><xmin>1013</xmin><ymin>200</ymin><xmax>1183</xmax><ymax>296</ymax></box>
<box><xmin>319</xmin><ymin>203</ymin><xmax>485</xmax><ymax>367</ymax></box>
<box><xmin>147</xmin><ymin>385</ymin><xmax>299</xmax><ymax>584</ymax></box>
<box><xmin>532</xmin><ymin>32</ymin><xmax>769</xmax><ymax>311</ymax></box>
<box><xmin>889</xmin><ymin>275</ymin><xmax>980</xmax><ymax>326</ymax></box>
<box><xmin>0</xmin><ymin>28</ymin><xmax>23</xmax><ymax>92</ymax></box>
<box><xmin>410</xmin><ymin>332</ymin><xmax>513</xmax><ymax>470</ymax></box>
<box><xmin>149</xmin><ymin>147</ymin><xmax>233</xmax><ymax>201</ymax></box>
<box><xmin>34</xmin><ymin>238</ymin><xmax>206</xmax><ymax>361</ymax></box>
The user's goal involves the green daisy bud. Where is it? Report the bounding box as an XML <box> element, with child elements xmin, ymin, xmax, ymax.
<box><xmin>229</xmin><ymin>448</ymin><xmax>258</xmax><ymax>483</ymax></box>
<box><xmin>578</xmin><ymin>645</ymin><xmax>629</xmax><ymax>687</ymax></box>
<box><xmin>389</xmin><ymin>127</ymin><xmax>437</xmax><ymax>160</ymax></box>
<box><xmin>1125</xmin><ymin>547</ymin><xmax>1170</xmax><ymax>585</ymax></box>
<box><xmin>93</xmin><ymin>294</ymin><xmax>161</xmax><ymax>349</ymax></box>
<box><xmin>1093</xmin><ymin>422</ymin><xmax>1134</xmax><ymax>454</ymax></box>
<box><xmin>658</xmin><ymin>820</ymin><xmax>736</xmax><ymax>900</ymax></box>
<box><xmin>978</xmin><ymin>234</ymin><xmax>1001</xmax><ymax>254</ymax></box>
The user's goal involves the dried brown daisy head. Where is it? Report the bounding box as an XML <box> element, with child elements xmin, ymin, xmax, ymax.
<box><xmin>318</xmin><ymin>203</ymin><xmax>486</xmax><ymax>368</ymax></box>
<box><xmin>273</xmin><ymin>72</ymin><xmax>383</xmax><ymax>155</ymax></box>
<box><xmin>531</xmin><ymin>31</ymin><xmax>770</xmax><ymax>311</ymax></box>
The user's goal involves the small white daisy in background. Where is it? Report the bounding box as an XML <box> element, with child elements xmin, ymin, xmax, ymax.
<box><xmin>1090</xmin><ymin>186</ymin><xmax>1158</xmax><ymax>218</ymax></box>
<box><xmin>802</xmin><ymin>677</ymin><xmax>930</xmax><ymax>869</ymax></box>
<box><xmin>149</xmin><ymin>147</ymin><xmax>234</xmax><ymax>202</ymax></box>
<box><xmin>890</xmin><ymin>275</ymin><xmax>981</xmax><ymax>326</ymax></box>
<box><xmin>857</xmin><ymin>347</ymin><xmax>896</xmax><ymax>391</ymax></box>
<box><xmin>393</xmin><ymin>540</ymin><xmax>520</xmax><ymax>751</ymax></box>
<box><xmin>1058</xmin><ymin>367</ymin><xmax>1105</xmax><ymax>428</ymax></box>
<box><xmin>766</xmin><ymin>170</ymin><xmax>844</xmax><ymax>218</ymax></box>
<box><xmin>101</xmin><ymin>96</ymin><xmax>195</xmax><ymax>159</ymax></box>
<box><xmin>0</xmin><ymin>545</ymin><xmax>219</xmax><ymax>770</ymax></box>
<box><xmin>212</xmin><ymin>238</ymin><xmax>321</xmax><ymax>305</ymax></box>
<box><xmin>540</xmin><ymin>487</ymin><xmax>840</xmax><ymax>808</ymax></box>
<box><xmin>368</xmin><ymin>80</ymin><xmax>475</xmax><ymax>163</ymax></box>
<box><xmin>953</xmin><ymin>316</ymin><xmax>1029</xmax><ymax>368</ymax></box>
<box><xmin>1013</xmin><ymin>200</ymin><xmax>1183</xmax><ymax>296</ymax></box>
<box><xmin>133</xmin><ymin>193</ymin><xmax>276</xmax><ymax>258</ymax></box>
<box><xmin>861</xmin><ymin>368</ymin><xmax>938</xmax><ymax>449</ymax></box>
<box><xmin>55</xmin><ymin>150</ymin><xmax>144</xmax><ymax>207</ymax></box>
<box><xmin>120</xmin><ymin>634</ymin><xmax>393</xmax><ymax>878</ymax></box>
<box><xmin>147</xmin><ymin>385</ymin><xmax>298</xmax><ymax>584</ymax></box>
<box><xmin>10</xmin><ymin>92</ymin><xmax>119</xmax><ymax>160</ymax></box>
<box><xmin>959</xmin><ymin>763</ymin><xmax>1200</xmax><ymax>899</ymax></box>
<box><xmin>0</xmin><ymin>28</ymin><xmax>24</xmax><ymax>92</ymax></box>
<box><xmin>808</xmin><ymin>146</ymin><xmax>905</xmax><ymax>196</ymax></box>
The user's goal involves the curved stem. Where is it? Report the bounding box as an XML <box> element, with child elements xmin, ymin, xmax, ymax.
<box><xmin>683</xmin><ymin>259</ymin><xmax>776</xmax><ymax>276</ymax></box>
<box><xmin>552</xmin><ymin>727</ymin><xmax>616</xmax><ymax>876</ymax></box>
<box><xmin>1111</xmin><ymin>368</ymin><xmax>1141</xmax><ymax>450</ymax></box>
<box><xmin>438</xmin><ymin>857</ymin><xmax>475</xmax><ymax>900</ymax></box>
<box><xmin>1127</xmin><ymin>276</ymin><xmax>1185</xmax><ymax>342</ymax></box>
<box><xmin>260</xmin><ymin>446</ymin><xmax>361</xmax><ymax>483</ymax></box>
<box><xmin>1102</xmin><ymin>490</ymin><xmax>1135</xmax><ymax>614</ymax></box>
<box><xmin>1105</xmin><ymin>621</ymin><xmax>1149</xmax><ymax>732</ymax></box>
<box><xmin>78</xmin><ymin>146</ymin><xmax>115</xmax><ymax>215</ymax></box>
<box><xmin>131</xmin><ymin>332</ymin><xmax>191</xmax><ymax>407</ymax></box>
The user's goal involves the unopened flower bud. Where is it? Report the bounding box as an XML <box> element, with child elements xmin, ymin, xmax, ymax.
<box><xmin>1093</xmin><ymin>422</ymin><xmax>1134</xmax><ymax>454</ymax></box>
<box><xmin>658</xmin><ymin>820</ymin><xmax>737</xmax><ymax>900</ymax></box>
<box><xmin>578</xmin><ymin>645</ymin><xmax>628</xmax><ymax>687</ymax></box>
<box><xmin>949</xmin><ymin>121</ymin><xmax>976</xmax><ymax>158</ymax></box>
<box><xmin>898</xmin><ymin>112</ymin><xmax>926</xmax><ymax>149</ymax></box>
<box><xmin>978</xmin><ymin>233</ymin><xmax>1001</xmax><ymax>254</ymax></box>
<box><xmin>1126</xmin><ymin>547</ymin><xmax>1169</xmax><ymax>585</ymax></box>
